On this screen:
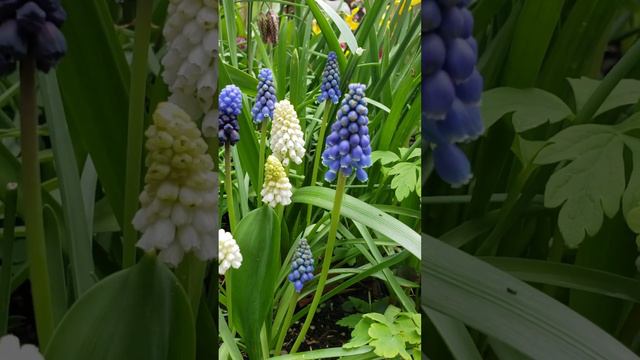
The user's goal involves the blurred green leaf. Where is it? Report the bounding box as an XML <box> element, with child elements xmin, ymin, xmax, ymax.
<box><xmin>45</xmin><ymin>254</ymin><xmax>195</xmax><ymax>360</ymax></box>
<box><xmin>481</xmin><ymin>88</ymin><xmax>573</xmax><ymax>132</ymax></box>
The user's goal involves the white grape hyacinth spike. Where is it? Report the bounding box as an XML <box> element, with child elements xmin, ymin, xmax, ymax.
<box><xmin>261</xmin><ymin>155</ymin><xmax>293</xmax><ymax>208</ymax></box>
<box><xmin>218</xmin><ymin>229</ymin><xmax>242</xmax><ymax>275</ymax></box>
<box><xmin>270</xmin><ymin>99</ymin><xmax>306</xmax><ymax>166</ymax></box>
<box><xmin>132</xmin><ymin>102</ymin><xmax>217</xmax><ymax>267</ymax></box>
<box><xmin>0</xmin><ymin>334</ymin><xmax>44</xmax><ymax>360</ymax></box>
<box><xmin>162</xmin><ymin>0</ymin><xmax>217</xmax><ymax>136</ymax></box>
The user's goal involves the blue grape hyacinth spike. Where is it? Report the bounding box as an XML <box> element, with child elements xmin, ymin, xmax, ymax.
<box><xmin>218</xmin><ymin>84</ymin><xmax>243</xmax><ymax>146</ymax></box>
<box><xmin>317</xmin><ymin>51</ymin><xmax>341</xmax><ymax>104</ymax></box>
<box><xmin>287</xmin><ymin>239</ymin><xmax>315</xmax><ymax>293</ymax></box>
<box><xmin>251</xmin><ymin>68</ymin><xmax>276</xmax><ymax>124</ymax></box>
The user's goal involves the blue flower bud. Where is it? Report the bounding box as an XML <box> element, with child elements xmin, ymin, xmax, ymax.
<box><xmin>438</xmin><ymin>6</ymin><xmax>464</xmax><ymax>39</ymax></box>
<box><xmin>444</xmin><ymin>38</ymin><xmax>476</xmax><ymax>82</ymax></box>
<box><xmin>218</xmin><ymin>85</ymin><xmax>243</xmax><ymax>146</ymax></box>
<box><xmin>433</xmin><ymin>142</ymin><xmax>472</xmax><ymax>188</ymax></box>
<box><xmin>317</xmin><ymin>51</ymin><xmax>341</xmax><ymax>104</ymax></box>
<box><xmin>0</xmin><ymin>20</ymin><xmax>26</xmax><ymax>75</ymax></box>
<box><xmin>424</xmin><ymin>32</ymin><xmax>445</xmax><ymax>75</ymax></box>
<box><xmin>16</xmin><ymin>2</ymin><xmax>46</xmax><ymax>34</ymax></box>
<box><xmin>251</xmin><ymin>68</ymin><xmax>276</xmax><ymax>124</ymax></box>
<box><xmin>423</xmin><ymin>0</ymin><xmax>441</xmax><ymax>32</ymax></box>
<box><xmin>34</xmin><ymin>21</ymin><xmax>66</xmax><ymax>72</ymax></box>
<box><xmin>288</xmin><ymin>239</ymin><xmax>314</xmax><ymax>293</ymax></box>
<box><xmin>424</xmin><ymin>70</ymin><xmax>454</xmax><ymax>119</ymax></box>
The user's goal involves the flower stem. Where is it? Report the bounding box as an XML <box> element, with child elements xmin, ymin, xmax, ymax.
<box><xmin>291</xmin><ymin>173</ymin><xmax>347</xmax><ymax>353</ymax></box>
<box><xmin>0</xmin><ymin>183</ymin><xmax>18</xmax><ymax>336</ymax></box>
<box><xmin>257</xmin><ymin>120</ymin><xmax>268</xmax><ymax>206</ymax></box>
<box><xmin>575</xmin><ymin>38</ymin><xmax>640</xmax><ymax>124</ymax></box>
<box><xmin>122</xmin><ymin>0</ymin><xmax>154</xmax><ymax>268</ymax></box>
<box><xmin>224</xmin><ymin>143</ymin><xmax>237</xmax><ymax>232</ymax></box>
<box><xmin>20</xmin><ymin>56</ymin><xmax>55</xmax><ymax>346</ymax></box>
<box><xmin>306</xmin><ymin>101</ymin><xmax>331</xmax><ymax>225</ymax></box>
<box><xmin>274</xmin><ymin>289</ymin><xmax>298</xmax><ymax>355</ymax></box>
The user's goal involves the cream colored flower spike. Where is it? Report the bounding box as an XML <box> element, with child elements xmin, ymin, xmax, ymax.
<box><xmin>0</xmin><ymin>334</ymin><xmax>44</xmax><ymax>360</ymax></box>
<box><xmin>218</xmin><ymin>229</ymin><xmax>242</xmax><ymax>275</ymax></box>
<box><xmin>162</xmin><ymin>0</ymin><xmax>216</xmax><ymax>129</ymax></box>
<box><xmin>133</xmin><ymin>102</ymin><xmax>216</xmax><ymax>266</ymax></box>
<box><xmin>261</xmin><ymin>155</ymin><xmax>293</xmax><ymax>208</ymax></box>
<box><xmin>270</xmin><ymin>100</ymin><xmax>306</xmax><ymax>166</ymax></box>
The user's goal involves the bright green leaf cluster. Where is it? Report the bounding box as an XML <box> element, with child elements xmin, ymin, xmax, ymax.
<box><xmin>371</xmin><ymin>148</ymin><xmax>421</xmax><ymax>202</ymax></box>
<box><xmin>342</xmin><ymin>305</ymin><xmax>420</xmax><ymax>359</ymax></box>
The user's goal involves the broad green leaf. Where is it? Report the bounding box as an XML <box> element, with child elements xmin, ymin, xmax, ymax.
<box><xmin>292</xmin><ymin>186</ymin><xmax>420</xmax><ymax>258</ymax></box>
<box><xmin>337</xmin><ymin>314</ymin><xmax>363</xmax><ymax>328</ymax></box>
<box><xmin>388</xmin><ymin>162</ymin><xmax>419</xmax><ymax>201</ymax></box>
<box><xmin>343</xmin><ymin>318</ymin><xmax>373</xmax><ymax>349</ymax></box>
<box><xmin>568</xmin><ymin>77</ymin><xmax>640</xmax><ymax>116</ymax></box>
<box><xmin>423</xmin><ymin>234</ymin><xmax>638</xmax><ymax>359</ymax></box>
<box><xmin>369</xmin><ymin>323</ymin><xmax>410</xmax><ymax>360</ymax></box>
<box><xmin>371</xmin><ymin>150</ymin><xmax>400</xmax><ymax>165</ymax></box>
<box><xmin>45</xmin><ymin>254</ymin><xmax>195</xmax><ymax>360</ymax></box>
<box><xmin>536</xmin><ymin>125</ymin><xmax>629</xmax><ymax>247</ymax></box>
<box><xmin>229</xmin><ymin>207</ymin><xmax>279</xmax><ymax>359</ymax></box>
<box><xmin>481</xmin><ymin>88</ymin><xmax>573</xmax><ymax>132</ymax></box>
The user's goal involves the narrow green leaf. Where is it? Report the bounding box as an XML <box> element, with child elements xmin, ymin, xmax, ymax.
<box><xmin>292</xmin><ymin>186</ymin><xmax>420</xmax><ymax>258</ymax></box>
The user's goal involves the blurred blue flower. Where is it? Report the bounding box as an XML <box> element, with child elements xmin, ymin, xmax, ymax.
<box><xmin>218</xmin><ymin>84</ymin><xmax>243</xmax><ymax>146</ymax></box>
<box><xmin>423</xmin><ymin>0</ymin><xmax>483</xmax><ymax>186</ymax></box>
<box><xmin>251</xmin><ymin>68</ymin><xmax>276</xmax><ymax>124</ymax></box>
<box><xmin>317</xmin><ymin>51</ymin><xmax>341</xmax><ymax>104</ymax></box>
<box><xmin>287</xmin><ymin>239</ymin><xmax>314</xmax><ymax>293</ymax></box>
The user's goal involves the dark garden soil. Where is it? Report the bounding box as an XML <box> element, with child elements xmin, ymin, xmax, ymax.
<box><xmin>8</xmin><ymin>281</ymin><xmax>38</xmax><ymax>346</ymax></box>
<box><xmin>278</xmin><ymin>277</ymin><xmax>390</xmax><ymax>356</ymax></box>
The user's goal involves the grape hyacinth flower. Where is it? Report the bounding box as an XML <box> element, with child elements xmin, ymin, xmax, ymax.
<box><xmin>132</xmin><ymin>102</ymin><xmax>216</xmax><ymax>267</ymax></box>
<box><xmin>317</xmin><ymin>51</ymin><xmax>341</xmax><ymax>104</ymax></box>
<box><xmin>261</xmin><ymin>155</ymin><xmax>292</xmax><ymax>207</ymax></box>
<box><xmin>0</xmin><ymin>0</ymin><xmax>67</xmax><ymax>74</ymax></box>
<box><xmin>288</xmin><ymin>239</ymin><xmax>315</xmax><ymax>293</ymax></box>
<box><xmin>251</xmin><ymin>68</ymin><xmax>276</xmax><ymax>124</ymax></box>
<box><xmin>270</xmin><ymin>99</ymin><xmax>305</xmax><ymax>166</ymax></box>
<box><xmin>218</xmin><ymin>229</ymin><xmax>242</xmax><ymax>275</ymax></box>
<box><xmin>423</xmin><ymin>0</ymin><xmax>484</xmax><ymax>187</ymax></box>
<box><xmin>218</xmin><ymin>84</ymin><xmax>242</xmax><ymax>146</ymax></box>
<box><xmin>162</xmin><ymin>0</ymin><xmax>216</xmax><ymax>125</ymax></box>
<box><xmin>0</xmin><ymin>334</ymin><xmax>43</xmax><ymax>360</ymax></box>
<box><xmin>322</xmin><ymin>83</ymin><xmax>372</xmax><ymax>182</ymax></box>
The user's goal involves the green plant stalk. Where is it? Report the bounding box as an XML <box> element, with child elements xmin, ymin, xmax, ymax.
<box><xmin>575</xmin><ymin>38</ymin><xmax>640</xmax><ymax>124</ymax></box>
<box><xmin>306</xmin><ymin>101</ymin><xmax>331</xmax><ymax>225</ymax></box>
<box><xmin>0</xmin><ymin>183</ymin><xmax>18</xmax><ymax>335</ymax></box>
<box><xmin>257</xmin><ymin>120</ymin><xmax>268</xmax><ymax>206</ymax></box>
<box><xmin>225</xmin><ymin>143</ymin><xmax>237</xmax><ymax>232</ymax></box>
<box><xmin>291</xmin><ymin>173</ymin><xmax>347</xmax><ymax>353</ymax></box>
<box><xmin>176</xmin><ymin>254</ymin><xmax>206</xmax><ymax>319</ymax></box>
<box><xmin>274</xmin><ymin>290</ymin><xmax>299</xmax><ymax>355</ymax></box>
<box><xmin>246</xmin><ymin>0</ymin><xmax>254</xmax><ymax>73</ymax></box>
<box><xmin>224</xmin><ymin>142</ymin><xmax>236</xmax><ymax>328</ymax></box>
<box><xmin>20</xmin><ymin>56</ymin><xmax>54</xmax><ymax>346</ymax></box>
<box><xmin>122</xmin><ymin>0</ymin><xmax>153</xmax><ymax>268</ymax></box>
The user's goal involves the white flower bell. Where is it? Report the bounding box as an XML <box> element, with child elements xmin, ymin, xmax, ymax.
<box><xmin>270</xmin><ymin>100</ymin><xmax>306</xmax><ymax>166</ymax></box>
<box><xmin>218</xmin><ymin>229</ymin><xmax>242</xmax><ymax>275</ymax></box>
<box><xmin>133</xmin><ymin>102</ymin><xmax>216</xmax><ymax>266</ymax></box>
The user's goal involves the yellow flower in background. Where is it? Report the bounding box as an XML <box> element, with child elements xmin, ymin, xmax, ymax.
<box><xmin>395</xmin><ymin>0</ymin><xmax>421</xmax><ymax>14</ymax></box>
<box><xmin>344</xmin><ymin>7</ymin><xmax>361</xmax><ymax>31</ymax></box>
<box><xmin>312</xmin><ymin>20</ymin><xmax>321</xmax><ymax>35</ymax></box>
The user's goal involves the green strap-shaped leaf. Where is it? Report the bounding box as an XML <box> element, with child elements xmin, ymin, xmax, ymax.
<box><xmin>45</xmin><ymin>255</ymin><xmax>195</xmax><ymax>360</ymax></box>
<box><xmin>292</xmin><ymin>186</ymin><xmax>420</xmax><ymax>259</ymax></box>
<box><xmin>229</xmin><ymin>207</ymin><xmax>280</xmax><ymax>359</ymax></box>
<box><xmin>423</xmin><ymin>234</ymin><xmax>639</xmax><ymax>360</ymax></box>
